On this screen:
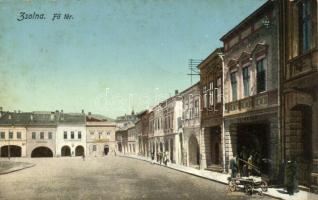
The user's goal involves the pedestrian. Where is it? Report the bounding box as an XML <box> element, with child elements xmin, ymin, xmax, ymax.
<box><xmin>82</xmin><ymin>153</ymin><xmax>85</xmax><ymax>161</ymax></box>
<box><xmin>159</xmin><ymin>152</ymin><xmax>163</xmax><ymax>165</ymax></box>
<box><xmin>229</xmin><ymin>155</ymin><xmax>238</xmax><ymax>178</ymax></box>
<box><xmin>151</xmin><ymin>151</ymin><xmax>155</xmax><ymax>164</ymax></box>
<box><xmin>114</xmin><ymin>149</ymin><xmax>117</xmax><ymax>157</ymax></box>
<box><xmin>247</xmin><ymin>155</ymin><xmax>253</xmax><ymax>177</ymax></box>
<box><xmin>163</xmin><ymin>151</ymin><xmax>169</xmax><ymax>166</ymax></box>
<box><xmin>285</xmin><ymin>160</ymin><xmax>297</xmax><ymax>195</ymax></box>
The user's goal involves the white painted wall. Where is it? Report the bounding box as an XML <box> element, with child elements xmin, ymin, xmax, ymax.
<box><xmin>56</xmin><ymin>124</ymin><xmax>86</xmax><ymax>157</ymax></box>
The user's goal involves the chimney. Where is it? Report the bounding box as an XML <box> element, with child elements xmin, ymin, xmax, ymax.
<box><xmin>50</xmin><ymin>113</ymin><xmax>55</xmax><ymax>121</ymax></box>
<box><xmin>175</xmin><ymin>90</ymin><xmax>179</xmax><ymax>95</ymax></box>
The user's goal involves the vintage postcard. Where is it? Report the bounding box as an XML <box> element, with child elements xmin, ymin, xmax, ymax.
<box><xmin>0</xmin><ymin>0</ymin><xmax>317</xmax><ymax>199</ymax></box>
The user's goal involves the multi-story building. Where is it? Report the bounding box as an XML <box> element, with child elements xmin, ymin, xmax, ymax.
<box><xmin>127</xmin><ymin>125</ymin><xmax>137</xmax><ymax>155</ymax></box>
<box><xmin>0</xmin><ymin>111</ymin><xmax>28</xmax><ymax>157</ymax></box>
<box><xmin>148</xmin><ymin>109</ymin><xmax>154</xmax><ymax>158</ymax></box>
<box><xmin>56</xmin><ymin>111</ymin><xmax>86</xmax><ymax>157</ymax></box>
<box><xmin>162</xmin><ymin>92</ymin><xmax>183</xmax><ymax>164</ymax></box>
<box><xmin>86</xmin><ymin>112</ymin><xmax>116</xmax><ymax>157</ymax></box>
<box><xmin>180</xmin><ymin>83</ymin><xmax>201</xmax><ymax>168</ymax></box>
<box><xmin>221</xmin><ymin>0</ymin><xmax>280</xmax><ymax>182</ymax></box>
<box><xmin>26</xmin><ymin>111</ymin><xmax>57</xmax><ymax>157</ymax></box>
<box><xmin>279</xmin><ymin>0</ymin><xmax>318</xmax><ymax>190</ymax></box>
<box><xmin>152</xmin><ymin>104</ymin><xmax>165</xmax><ymax>161</ymax></box>
<box><xmin>136</xmin><ymin>110</ymin><xmax>149</xmax><ymax>157</ymax></box>
<box><xmin>198</xmin><ymin>48</ymin><xmax>224</xmax><ymax>172</ymax></box>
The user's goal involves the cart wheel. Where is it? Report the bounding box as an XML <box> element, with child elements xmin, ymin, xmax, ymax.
<box><xmin>228</xmin><ymin>180</ymin><xmax>236</xmax><ymax>192</ymax></box>
<box><xmin>258</xmin><ymin>191</ymin><xmax>263</xmax><ymax>196</ymax></box>
<box><xmin>261</xmin><ymin>181</ymin><xmax>268</xmax><ymax>192</ymax></box>
<box><xmin>245</xmin><ymin>184</ymin><xmax>253</xmax><ymax>196</ymax></box>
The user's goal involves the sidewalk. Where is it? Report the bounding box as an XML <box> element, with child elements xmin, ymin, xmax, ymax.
<box><xmin>0</xmin><ymin>160</ymin><xmax>35</xmax><ymax>175</ymax></box>
<box><xmin>121</xmin><ymin>154</ymin><xmax>317</xmax><ymax>200</ymax></box>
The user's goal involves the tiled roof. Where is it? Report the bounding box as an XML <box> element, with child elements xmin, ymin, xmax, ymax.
<box><xmin>0</xmin><ymin>112</ymin><xmax>31</xmax><ymax>126</ymax></box>
<box><xmin>58</xmin><ymin>113</ymin><xmax>85</xmax><ymax>124</ymax></box>
<box><xmin>86</xmin><ymin>114</ymin><xmax>114</xmax><ymax>122</ymax></box>
<box><xmin>29</xmin><ymin>112</ymin><xmax>57</xmax><ymax>126</ymax></box>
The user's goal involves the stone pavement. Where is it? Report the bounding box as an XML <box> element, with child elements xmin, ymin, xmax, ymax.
<box><xmin>122</xmin><ymin>154</ymin><xmax>318</xmax><ymax>200</ymax></box>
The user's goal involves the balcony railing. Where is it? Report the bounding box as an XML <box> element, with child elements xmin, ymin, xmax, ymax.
<box><xmin>225</xmin><ymin>90</ymin><xmax>278</xmax><ymax>115</ymax></box>
<box><xmin>287</xmin><ymin>49</ymin><xmax>318</xmax><ymax>80</ymax></box>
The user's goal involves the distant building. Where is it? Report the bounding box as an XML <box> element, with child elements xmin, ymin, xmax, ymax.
<box><xmin>0</xmin><ymin>111</ymin><xmax>29</xmax><ymax>157</ymax></box>
<box><xmin>127</xmin><ymin>125</ymin><xmax>137</xmax><ymax>155</ymax></box>
<box><xmin>26</xmin><ymin>111</ymin><xmax>57</xmax><ymax>157</ymax></box>
<box><xmin>86</xmin><ymin>112</ymin><xmax>116</xmax><ymax>157</ymax></box>
<box><xmin>180</xmin><ymin>83</ymin><xmax>201</xmax><ymax>168</ymax></box>
<box><xmin>56</xmin><ymin>111</ymin><xmax>86</xmax><ymax>157</ymax></box>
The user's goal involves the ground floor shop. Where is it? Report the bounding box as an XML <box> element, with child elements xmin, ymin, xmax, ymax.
<box><xmin>0</xmin><ymin>141</ymin><xmax>27</xmax><ymax>157</ymax></box>
<box><xmin>224</xmin><ymin>110</ymin><xmax>280</xmax><ymax>183</ymax></box>
<box><xmin>87</xmin><ymin>142</ymin><xmax>115</xmax><ymax>156</ymax></box>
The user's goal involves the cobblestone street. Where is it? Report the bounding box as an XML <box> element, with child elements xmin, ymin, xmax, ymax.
<box><xmin>0</xmin><ymin>156</ymin><xmax>274</xmax><ymax>200</ymax></box>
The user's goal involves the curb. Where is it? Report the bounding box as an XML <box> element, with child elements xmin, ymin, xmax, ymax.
<box><xmin>120</xmin><ymin>155</ymin><xmax>283</xmax><ymax>200</ymax></box>
<box><xmin>0</xmin><ymin>163</ymin><xmax>36</xmax><ymax>175</ymax></box>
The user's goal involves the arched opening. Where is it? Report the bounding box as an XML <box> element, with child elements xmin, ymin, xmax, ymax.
<box><xmin>188</xmin><ymin>135</ymin><xmax>200</xmax><ymax>166</ymax></box>
<box><xmin>75</xmin><ymin>145</ymin><xmax>85</xmax><ymax>156</ymax></box>
<box><xmin>61</xmin><ymin>146</ymin><xmax>71</xmax><ymax>157</ymax></box>
<box><xmin>31</xmin><ymin>147</ymin><xmax>53</xmax><ymax>157</ymax></box>
<box><xmin>291</xmin><ymin>104</ymin><xmax>312</xmax><ymax>186</ymax></box>
<box><xmin>0</xmin><ymin>145</ymin><xmax>22</xmax><ymax>157</ymax></box>
<box><xmin>104</xmin><ymin>145</ymin><xmax>109</xmax><ymax>156</ymax></box>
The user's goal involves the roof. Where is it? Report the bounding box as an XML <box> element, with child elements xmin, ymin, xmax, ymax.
<box><xmin>197</xmin><ymin>48</ymin><xmax>223</xmax><ymax>69</ymax></box>
<box><xmin>58</xmin><ymin>113</ymin><xmax>85</xmax><ymax>124</ymax></box>
<box><xmin>178</xmin><ymin>82</ymin><xmax>200</xmax><ymax>96</ymax></box>
<box><xmin>0</xmin><ymin>112</ymin><xmax>31</xmax><ymax>126</ymax></box>
<box><xmin>86</xmin><ymin>114</ymin><xmax>114</xmax><ymax>122</ymax></box>
<box><xmin>220</xmin><ymin>0</ymin><xmax>273</xmax><ymax>41</ymax></box>
<box><xmin>28</xmin><ymin>112</ymin><xmax>57</xmax><ymax>126</ymax></box>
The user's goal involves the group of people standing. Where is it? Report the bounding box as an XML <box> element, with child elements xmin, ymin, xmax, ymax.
<box><xmin>151</xmin><ymin>151</ymin><xmax>169</xmax><ymax>166</ymax></box>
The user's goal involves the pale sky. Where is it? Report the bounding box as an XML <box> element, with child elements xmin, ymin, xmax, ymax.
<box><xmin>0</xmin><ymin>0</ymin><xmax>265</xmax><ymax>118</ymax></box>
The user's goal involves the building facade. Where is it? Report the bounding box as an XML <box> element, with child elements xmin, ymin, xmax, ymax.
<box><xmin>221</xmin><ymin>0</ymin><xmax>280</xmax><ymax>182</ymax></box>
<box><xmin>86</xmin><ymin>113</ymin><xmax>116</xmax><ymax>157</ymax></box>
<box><xmin>127</xmin><ymin>125</ymin><xmax>137</xmax><ymax>155</ymax></box>
<box><xmin>280</xmin><ymin>0</ymin><xmax>318</xmax><ymax>190</ymax></box>
<box><xmin>0</xmin><ymin>111</ymin><xmax>28</xmax><ymax>157</ymax></box>
<box><xmin>26</xmin><ymin>112</ymin><xmax>57</xmax><ymax>157</ymax></box>
<box><xmin>181</xmin><ymin>83</ymin><xmax>201</xmax><ymax>169</ymax></box>
<box><xmin>56</xmin><ymin>112</ymin><xmax>87</xmax><ymax>157</ymax></box>
<box><xmin>198</xmin><ymin>48</ymin><xmax>224</xmax><ymax>172</ymax></box>
<box><xmin>136</xmin><ymin>110</ymin><xmax>149</xmax><ymax>157</ymax></box>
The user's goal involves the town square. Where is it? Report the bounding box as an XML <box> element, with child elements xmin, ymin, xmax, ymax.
<box><xmin>0</xmin><ymin>0</ymin><xmax>318</xmax><ymax>199</ymax></box>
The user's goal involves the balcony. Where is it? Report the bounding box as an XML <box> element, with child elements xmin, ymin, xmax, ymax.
<box><xmin>225</xmin><ymin>90</ymin><xmax>278</xmax><ymax>116</ymax></box>
<box><xmin>286</xmin><ymin>49</ymin><xmax>318</xmax><ymax>81</ymax></box>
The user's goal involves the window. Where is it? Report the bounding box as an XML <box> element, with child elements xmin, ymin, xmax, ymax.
<box><xmin>90</xmin><ymin>131</ymin><xmax>94</xmax><ymax>135</ymax></box>
<box><xmin>216</xmin><ymin>77</ymin><xmax>222</xmax><ymax>103</ymax></box>
<box><xmin>71</xmin><ymin>131</ymin><xmax>74</xmax><ymax>139</ymax></box>
<box><xmin>209</xmin><ymin>82</ymin><xmax>214</xmax><ymax>106</ymax></box>
<box><xmin>93</xmin><ymin>145</ymin><xmax>96</xmax><ymax>151</ymax></box>
<box><xmin>256</xmin><ymin>59</ymin><xmax>266</xmax><ymax>93</ymax></box>
<box><xmin>40</xmin><ymin>132</ymin><xmax>44</xmax><ymax>139</ymax></box>
<box><xmin>78</xmin><ymin>131</ymin><xmax>82</xmax><ymax>139</ymax></box>
<box><xmin>48</xmin><ymin>132</ymin><xmax>52</xmax><ymax>139</ymax></box>
<box><xmin>107</xmin><ymin>131</ymin><xmax>111</xmax><ymax>135</ymax></box>
<box><xmin>99</xmin><ymin>132</ymin><xmax>102</xmax><ymax>139</ymax></box>
<box><xmin>242</xmin><ymin>66</ymin><xmax>250</xmax><ymax>97</ymax></box>
<box><xmin>298</xmin><ymin>0</ymin><xmax>312</xmax><ymax>54</ymax></box>
<box><xmin>17</xmin><ymin>132</ymin><xmax>21</xmax><ymax>139</ymax></box>
<box><xmin>32</xmin><ymin>132</ymin><xmax>36</xmax><ymax>139</ymax></box>
<box><xmin>9</xmin><ymin>132</ymin><xmax>13</xmax><ymax>139</ymax></box>
<box><xmin>0</xmin><ymin>132</ymin><xmax>5</xmax><ymax>139</ymax></box>
<box><xmin>230</xmin><ymin>72</ymin><xmax>237</xmax><ymax>101</ymax></box>
<box><xmin>203</xmin><ymin>86</ymin><xmax>207</xmax><ymax>108</ymax></box>
<box><xmin>64</xmin><ymin>131</ymin><xmax>67</xmax><ymax>139</ymax></box>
